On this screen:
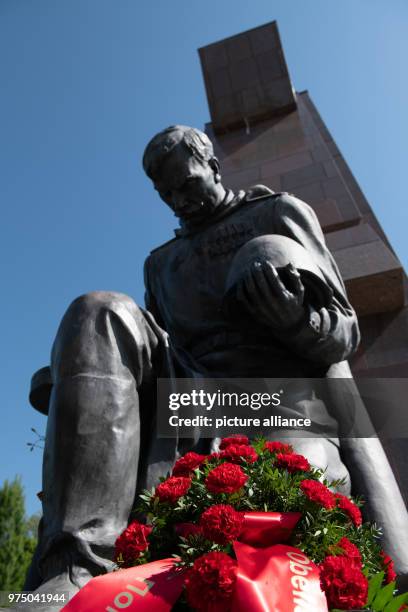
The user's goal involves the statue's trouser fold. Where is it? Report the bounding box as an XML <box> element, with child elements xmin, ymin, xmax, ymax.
<box><xmin>26</xmin><ymin>292</ymin><xmax>177</xmax><ymax>590</ymax></box>
<box><xmin>40</xmin><ymin>375</ymin><xmax>139</xmax><ymax>579</ymax></box>
<box><xmin>341</xmin><ymin>436</ymin><xmax>408</xmax><ymax>578</ymax></box>
<box><xmin>327</xmin><ymin>364</ymin><xmax>408</xmax><ymax>577</ymax></box>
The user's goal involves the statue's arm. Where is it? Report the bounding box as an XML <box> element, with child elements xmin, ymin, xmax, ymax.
<box><xmin>143</xmin><ymin>255</ymin><xmax>167</xmax><ymax>330</ymax></box>
<box><xmin>272</xmin><ymin>193</ymin><xmax>361</xmax><ymax>365</ymax></box>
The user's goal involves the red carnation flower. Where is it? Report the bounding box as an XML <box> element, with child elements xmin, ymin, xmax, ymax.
<box><xmin>335</xmin><ymin>537</ymin><xmax>362</xmax><ymax>566</ymax></box>
<box><xmin>172</xmin><ymin>452</ymin><xmax>208</xmax><ymax>476</ymax></box>
<box><xmin>199</xmin><ymin>504</ymin><xmax>244</xmax><ymax>545</ymax></box>
<box><xmin>205</xmin><ymin>463</ymin><xmax>247</xmax><ymax>495</ymax></box>
<box><xmin>381</xmin><ymin>551</ymin><xmax>397</xmax><ymax>584</ymax></box>
<box><xmin>175</xmin><ymin>522</ymin><xmax>203</xmax><ymax>540</ymax></box>
<box><xmin>114</xmin><ymin>521</ymin><xmax>152</xmax><ymax>567</ymax></box>
<box><xmin>264</xmin><ymin>441</ymin><xmax>293</xmax><ymax>454</ymax></box>
<box><xmin>207</xmin><ymin>452</ymin><xmax>221</xmax><ymax>461</ymax></box>
<box><xmin>219</xmin><ymin>435</ymin><xmax>249</xmax><ymax>450</ymax></box>
<box><xmin>300</xmin><ymin>479</ymin><xmax>336</xmax><ymax>509</ymax></box>
<box><xmin>335</xmin><ymin>493</ymin><xmax>362</xmax><ymax>527</ymax></box>
<box><xmin>220</xmin><ymin>443</ymin><xmax>258</xmax><ymax>464</ymax></box>
<box><xmin>319</xmin><ymin>555</ymin><xmax>368</xmax><ymax>609</ymax></box>
<box><xmin>276</xmin><ymin>452</ymin><xmax>310</xmax><ymax>473</ymax></box>
<box><xmin>184</xmin><ymin>551</ymin><xmax>237</xmax><ymax>612</ymax></box>
<box><xmin>155</xmin><ymin>476</ymin><xmax>192</xmax><ymax>504</ymax></box>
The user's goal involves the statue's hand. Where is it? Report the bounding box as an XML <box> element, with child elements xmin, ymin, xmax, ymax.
<box><xmin>236</xmin><ymin>261</ymin><xmax>306</xmax><ymax>331</ymax></box>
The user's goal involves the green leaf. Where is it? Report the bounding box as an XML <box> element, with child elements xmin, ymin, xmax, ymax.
<box><xmin>0</xmin><ymin>477</ymin><xmax>37</xmax><ymax>592</ymax></box>
<box><xmin>384</xmin><ymin>591</ymin><xmax>408</xmax><ymax>612</ymax></box>
<box><xmin>367</xmin><ymin>572</ymin><xmax>385</xmax><ymax>605</ymax></box>
<box><xmin>372</xmin><ymin>582</ymin><xmax>396</xmax><ymax>611</ymax></box>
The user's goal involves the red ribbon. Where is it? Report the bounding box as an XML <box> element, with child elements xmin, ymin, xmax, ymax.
<box><xmin>232</xmin><ymin>542</ymin><xmax>328</xmax><ymax>612</ymax></box>
<box><xmin>62</xmin><ymin>512</ymin><xmax>328</xmax><ymax>611</ymax></box>
<box><xmin>62</xmin><ymin>558</ymin><xmax>183</xmax><ymax>612</ymax></box>
<box><xmin>240</xmin><ymin>511</ymin><xmax>301</xmax><ymax>547</ymax></box>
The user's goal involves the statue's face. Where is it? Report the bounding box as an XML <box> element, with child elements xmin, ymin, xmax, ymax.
<box><xmin>152</xmin><ymin>144</ymin><xmax>224</xmax><ymax>224</ymax></box>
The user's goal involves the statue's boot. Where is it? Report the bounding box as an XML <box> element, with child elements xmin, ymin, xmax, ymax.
<box><xmin>21</xmin><ymin>292</ymin><xmax>173</xmax><ymax>611</ymax></box>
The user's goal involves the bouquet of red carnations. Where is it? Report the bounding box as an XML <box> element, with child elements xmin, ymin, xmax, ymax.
<box><xmin>109</xmin><ymin>436</ymin><xmax>406</xmax><ymax>612</ymax></box>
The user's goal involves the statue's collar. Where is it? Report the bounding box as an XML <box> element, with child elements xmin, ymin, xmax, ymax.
<box><xmin>174</xmin><ymin>190</ymin><xmax>245</xmax><ymax>237</ymax></box>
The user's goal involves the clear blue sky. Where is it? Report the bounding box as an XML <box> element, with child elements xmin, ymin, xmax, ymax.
<box><xmin>1</xmin><ymin>0</ymin><xmax>407</xmax><ymax>516</ymax></box>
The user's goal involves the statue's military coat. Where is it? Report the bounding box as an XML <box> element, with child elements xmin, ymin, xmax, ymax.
<box><xmin>144</xmin><ymin>186</ymin><xmax>360</xmax><ymax>380</ymax></box>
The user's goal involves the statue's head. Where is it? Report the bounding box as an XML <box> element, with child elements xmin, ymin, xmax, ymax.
<box><xmin>142</xmin><ymin>125</ymin><xmax>226</xmax><ymax>225</ymax></box>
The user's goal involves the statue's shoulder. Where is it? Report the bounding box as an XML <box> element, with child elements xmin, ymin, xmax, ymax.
<box><xmin>146</xmin><ymin>236</ymin><xmax>181</xmax><ymax>267</ymax></box>
<box><xmin>266</xmin><ymin>190</ymin><xmax>318</xmax><ymax>220</ymax></box>
<box><xmin>244</xmin><ymin>184</ymin><xmax>289</xmax><ymax>205</ymax></box>
<box><xmin>244</xmin><ymin>184</ymin><xmax>276</xmax><ymax>202</ymax></box>
<box><xmin>149</xmin><ymin>236</ymin><xmax>178</xmax><ymax>254</ymax></box>
<box><xmin>243</xmin><ymin>187</ymin><xmax>315</xmax><ymax>228</ymax></box>
<box><xmin>247</xmin><ymin>187</ymin><xmax>313</xmax><ymax>215</ymax></box>
<box><xmin>243</xmin><ymin>185</ymin><xmax>294</xmax><ymax>219</ymax></box>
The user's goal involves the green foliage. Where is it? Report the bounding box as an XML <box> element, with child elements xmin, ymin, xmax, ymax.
<box><xmin>0</xmin><ymin>477</ymin><xmax>39</xmax><ymax>592</ymax></box>
<box><xmin>365</xmin><ymin>571</ymin><xmax>408</xmax><ymax>612</ymax></box>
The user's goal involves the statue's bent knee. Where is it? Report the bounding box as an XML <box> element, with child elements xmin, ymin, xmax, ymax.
<box><xmin>30</xmin><ymin>292</ymin><xmax>160</xmax><ymax>415</ymax></box>
<box><xmin>60</xmin><ymin>290</ymin><xmax>139</xmax><ymax>332</ymax></box>
<box><xmin>51</xmin><ymin>291</ymin><xmax>159</xmax><ymax>385</ymax></box>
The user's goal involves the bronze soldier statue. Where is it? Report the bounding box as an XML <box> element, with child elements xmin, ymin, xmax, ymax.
<box><xmin>25</xmin><ymin>125</ymin><xmax>408</xmax><ymax>608</ymax></box>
